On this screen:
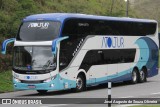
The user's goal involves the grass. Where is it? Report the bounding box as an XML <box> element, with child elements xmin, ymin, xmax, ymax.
<box><xmin>0</xmin><ymin>70</ymin><xmax>13</xmax><ymax>93</ymax></box>
<box><xmin>131</xmin><ymin>105</ymin><xmax>160</xmax><ymax>107</ymax></box>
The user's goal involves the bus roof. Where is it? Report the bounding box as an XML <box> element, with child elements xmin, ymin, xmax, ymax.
<box><xmin>23</xmin><ymin>13</ymin><xmax>157</xmax><ymax>23</ymax></box>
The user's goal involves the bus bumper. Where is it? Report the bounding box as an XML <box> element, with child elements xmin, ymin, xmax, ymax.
<box><xmin>13</xmin><ymin>79</ymin><xmax>60</xmax><ymax>91</ymax></box>
<box><xmin>13</xmin><ymin>76</ymin><xmax>76</xmax><ymax>91</ymax></box>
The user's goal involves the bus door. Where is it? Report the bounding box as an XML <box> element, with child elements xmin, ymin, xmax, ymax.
<box><xmin>88</xmin><ymin>50</ymin><xmax>108</xmax><ymax>84</ymax></box>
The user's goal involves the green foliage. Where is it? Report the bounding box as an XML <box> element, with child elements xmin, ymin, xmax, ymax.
<box><xmin>0</xmin><ymin>0</ymin><xmax>137</xmax><ymax>72</ymax></box>
<box><xmin>131</xmin><ymin>0</ymin><xmax>160</xmax><ymax>27</ymax></box>
<box><xmin>0</xmin><ymin>0</ymin><xmax>133</xmax><ymax>39</ymax></box>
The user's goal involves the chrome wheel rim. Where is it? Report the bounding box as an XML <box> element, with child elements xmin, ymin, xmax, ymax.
<box><xmin>140</xmin><ymin>71</ymin><xmax>145</xmax><ymax>81</ymax></box>
<box><xmin>132</xmin><ymin>71</ymin><xmax>137</xmax><ymax>82</ymax></box>
<box><xmin>76</xmin><ymin>77</ymin><xmax>83</xmax><ymax>89</ymax></box>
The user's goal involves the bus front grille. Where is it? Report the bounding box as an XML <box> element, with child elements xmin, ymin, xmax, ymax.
<box><xmin>20</xmin><ymin>80</ymin><xmax>43</xmax><ymax>84</ymax></box>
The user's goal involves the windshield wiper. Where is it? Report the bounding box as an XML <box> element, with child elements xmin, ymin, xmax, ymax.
<box><xmin>42</xmin><ymin>60</ymin><xmax>56</xmax><ymax>70</ymax></box>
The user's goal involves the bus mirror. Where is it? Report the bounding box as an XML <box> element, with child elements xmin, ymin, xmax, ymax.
<box><xmin>1</xmin><ymin>38</ymin><xmax>15</xmax><ymax>55</ymax></box>
<box><xmin>52</xmin><ymin>36</ymin><xmax>69</xmax><ymax>55</ymax></box>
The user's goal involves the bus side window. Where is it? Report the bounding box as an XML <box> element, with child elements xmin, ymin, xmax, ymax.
<box><xmin>59</xmin><ymin>50</ymin><xmax>69</xmax><ymax>71</ymax></box>
<box><xmin>79</xmin><ymin>51</ymin><xmax>92</xmax><ymax>71</ymax></box>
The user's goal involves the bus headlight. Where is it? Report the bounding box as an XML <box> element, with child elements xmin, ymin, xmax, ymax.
<box><xmin>43</xmin><ymin>78</ymin><xmax>52</xmax><ymax>83</ymax></box>
<box><xmin>43</xmin><ymin>74</ymin><xmax>57</xmax><ymax>83</ymax></box>
<box><xmin>14</xmin><ymin>77</ymin><xmax>20</xmax><ymax>83</ymax></box>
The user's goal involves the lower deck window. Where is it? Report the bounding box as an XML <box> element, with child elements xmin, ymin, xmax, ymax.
<box><xmin>80</xmin><ymin>49</ymin><xmax>136</xmax><ymax>71</ymax></box>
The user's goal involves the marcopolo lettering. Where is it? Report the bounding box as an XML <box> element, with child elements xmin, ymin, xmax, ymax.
<box><xmin>101</xmin><ymin>37</ymin><xmax>124</xmax><ymax>48</ymax></box>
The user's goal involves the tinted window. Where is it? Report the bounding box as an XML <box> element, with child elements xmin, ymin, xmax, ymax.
<box><xmin>17</xmin><ymin>21</ymin><xmax>61</xmax><ymax>41</ymax></box>
<box><xmin>103</xmin><ymin>49</ymin><xmax>136</xmax><ymax>64</ymax></box>
<box><xmin>62</xmin><ymin>19</ymin><xmax>157</xmax><ymax>37</ymax></box>
<box><xmin>79</xmin><ymin>49</ymin><xmax>136</xmax><ymax>71</ymax></box>
<box><xmin>59</xmin><ymin>37</ymin><xmax>84</xmax><ymax>71</ymax></box>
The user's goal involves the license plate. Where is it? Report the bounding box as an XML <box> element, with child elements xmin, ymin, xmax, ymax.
<box><xmin>28</xmin><ymin>85</ymin><xmax>36</xmax><ymax>89</ymax></box>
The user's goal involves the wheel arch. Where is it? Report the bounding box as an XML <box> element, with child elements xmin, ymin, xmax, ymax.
<box><xmin>133</xmin><ymin>66</ymin><xmax>139</xmax><ymax>73</ymax></box>
<box><xmin>133</xmin><ymin>66</ymin><xmax>140</xmax><ymax>77</ymax></box>
<box><xmin>77</xmin><ymin>69</ymin><xmax>87</xmax><ymax>85</ymax></box>
<box><xmin>141</xmin><ymin>66</ymin><xmax>148</xmax><ymax>76</ymax></box>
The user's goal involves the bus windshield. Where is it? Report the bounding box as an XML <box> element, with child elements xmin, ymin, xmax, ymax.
<box><xmin>17</xmin><ymin>21</ymin><xmax>61</xmax><ymax>41</ymax></box>
<box><xmin>13</xmin><ymin>46</ymin><xmax>56</xmax><ymax>71</ymax></box>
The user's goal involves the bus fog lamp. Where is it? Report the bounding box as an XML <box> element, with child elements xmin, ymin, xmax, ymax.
<box><xmin>14</xmin><ymin>77</ymin><xmax>20</xmax><ymax>83</ymax></box>
<box><xmin>14</xmin><ymin>84</ymin><xmax>17</xmax><ymax>87</ymax></box>
<box><xmin>50</xmin><ymin>84</ymin><xmax>54</xmax><ymax>87</ymax></box>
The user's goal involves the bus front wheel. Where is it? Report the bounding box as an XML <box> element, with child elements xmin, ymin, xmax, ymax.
<box><xmin>37</xmin><ymin>90</ymin><xmax>48</xmax><ymax>94</ymax></box>
<box><xmin>75</xmin><ymin>74</ymin><xmax>86</xmax><ymax>92</ymax></box>
<box><xmin>131</xmin><ymin>69</ymin><xmax>139</xmax><ymax>84</ymax></box>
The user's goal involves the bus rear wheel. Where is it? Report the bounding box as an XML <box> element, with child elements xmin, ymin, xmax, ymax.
<box><xmin>139</xmin><ymin>68</ymin><xmax>147</xmax><ymax>83</ymax></box>
<box><xmin>131</xmin><ymin>69</ymin><xmax>139</xmax><ymax>84</ymax></box>
<box><xmin>75</xmin><ymin>74</ymin><xmax>86</xmax><ymax>92</ymax></box>
<box><xmin>37</xmin><ymin>90</ymin><xmax>48</xmax><ymax>94</ymax></box>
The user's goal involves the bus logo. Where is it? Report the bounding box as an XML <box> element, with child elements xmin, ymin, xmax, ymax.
<box><xmin>27</xmin><ymin>64</ymin><xmax>32</xmax><ymax>70</ymax></box>
<box><xmin>101</xmin><ymin>37</ymin><xmax>124</xmax><ymax>48</ymax></box>
<box><xmin>25</xmin><ymin>76</ymin><xmax>37</xmax><ymax>80</ymax></box>
<box><xmin>28</xmin><ymin>22</ymin><xmax>49</xmax><ymax>29</ymax></box>
<box><xmin>27</xmin><ymin>76</ymin><xmax>30</xmax><ymax>79</ymax></box>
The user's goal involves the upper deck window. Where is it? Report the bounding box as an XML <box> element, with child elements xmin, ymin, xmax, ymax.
<box><xmin>62</xmin><ymin>18</ymin><xmax>157</xmax><ymax>37</ymax></box>
<box><xmin>17</xmin><ymin>21</ymin><xmax>61</xmax><ymax>41</ymax></box>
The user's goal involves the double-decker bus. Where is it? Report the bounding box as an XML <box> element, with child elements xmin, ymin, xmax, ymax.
<box><xmin>1</xmin><ymin>13</ymin><xmax>159</xmax><ymax>94</ymax></box>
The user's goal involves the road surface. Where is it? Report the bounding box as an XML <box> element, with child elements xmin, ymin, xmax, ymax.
<box><xmin>0</xmin><ymin>72</ymin><xmax>160</xmax><ymax>107</ymax></box>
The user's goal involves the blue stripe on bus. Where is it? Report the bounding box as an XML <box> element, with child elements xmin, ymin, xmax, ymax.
<box><xmin>143</xmin><ymin>37</ymin><xmax>158</xmax><ymax>76</ymax></box>
<box><xmin>86</xmin><ymin>68</ymin><xmax>132</xmax><ymax>85</ymax></box>
<box><xmin>136</xmin><ymin>37</ymin><xmax>158</xmax><ymax>77</ymax></box>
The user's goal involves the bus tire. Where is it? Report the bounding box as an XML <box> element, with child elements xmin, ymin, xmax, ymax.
<box><xmin>139</xmin><ymin>68</ymin><xmax>147</xmax><ymax>83</ymax></box>
<box><xmin>131</xmin><ymin>68</ymin><xmax>139</xmax><ymax>84</ymax></box>
<box><xmin>37</xmin><ymin>90</ymin><xmax>48</xmax><ymax>94</ymax></box>
<box><xmin>75</xmin><ymin>74</ymin><xmax>86</xmax><ymax>92</ymax></box>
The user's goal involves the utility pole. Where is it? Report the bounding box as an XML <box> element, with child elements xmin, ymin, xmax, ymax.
<box><xmin>126</xmin><ymin>0</ymin><xmax>129</xmax><ymax>17</ymax></box>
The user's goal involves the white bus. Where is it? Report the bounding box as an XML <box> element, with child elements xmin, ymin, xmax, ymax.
<box><xmin>1</xmin><ymin>13</ymin><xmax>159</xmax><ymax>94</ymax></box>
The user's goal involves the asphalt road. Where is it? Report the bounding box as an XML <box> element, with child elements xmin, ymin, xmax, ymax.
<box><xmin>0</xmin><ymin>72</ymin><xmax>160</xmax><ymax>107</ymax></box>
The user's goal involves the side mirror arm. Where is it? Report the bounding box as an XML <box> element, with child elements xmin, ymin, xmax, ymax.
<box><xmin>52</xmin><ymin>36</ymin><xmax>69</xmax><ymax>55</ymax></box>
<box><xmin>1</xmin><ymin>38</ymin><xmax>15</xmax><ymax>55</ymax></box>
